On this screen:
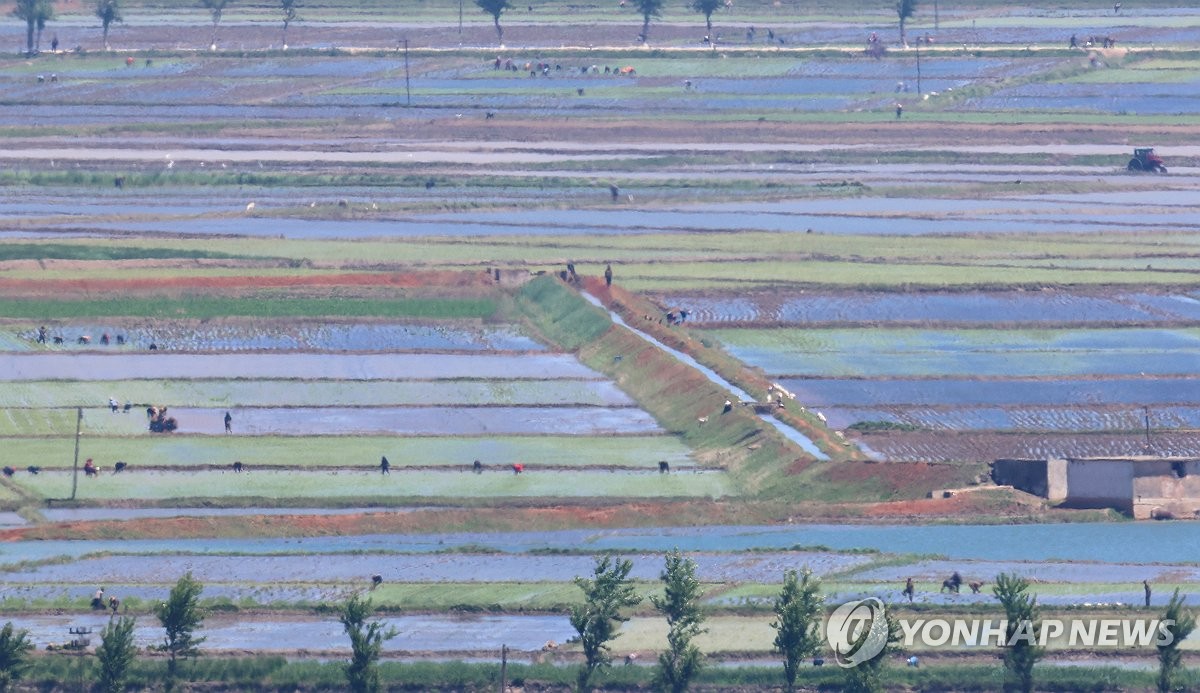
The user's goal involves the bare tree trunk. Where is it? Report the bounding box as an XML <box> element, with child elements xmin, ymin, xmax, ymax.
<box><xmin>282</xmin><ymin>21</ymin><xmax>288</xmax><ymax>48</ymax></box>
<box><xmin>900</xmin><ymin>18</ymin><xmax>907</xmax><ymax>48</ymax></box>
<box><xmin>706</xmin><ymin>15</ymin><xmax>712</xmax><ymax>33</ymax></box>
<box><xmin>103</xmin><ymin>23</ymin><xmax>110</xmax><ymax>50</ymax></box>
<box><xmin>25</xmin><ymin>20</ymin><xmax>35</xmax><ymax>56</ymax></box>
<box><xmin>642</xmin><ymin>16</ymin><xmax>649</xmax><ymax>41</ymax></box>
<box><xmin>493</xmin><ymin>15</ymin><xmax>502</xmax><ymax>44</ymax></box>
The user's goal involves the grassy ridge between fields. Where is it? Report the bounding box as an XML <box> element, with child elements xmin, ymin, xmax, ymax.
<box><xmin>513</xmin><ymin>276</ymin><xmax>806</xmax><ymax>499</ymax></box>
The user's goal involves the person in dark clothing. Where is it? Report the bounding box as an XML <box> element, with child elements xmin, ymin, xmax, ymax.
<box><xmin>380</xmin><ymin>456</ymin><xmax>391</xmax><ymax>474</ymax></box>
<box><xmin>224</xmin><ymin>411</ymin><xmax>232</xmax><ymax>433</ymax></box>
<box><xmin>604</xmin><ymin>264</ymin><xmax>613</xmax><ymax>287</ymax></box>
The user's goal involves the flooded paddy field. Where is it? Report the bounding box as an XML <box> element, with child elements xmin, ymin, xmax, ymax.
<box><xmin>5</xmin><ymin>320</ymin><xmax>544</xmax><ymax>352</ymax></box>
<box><xmin>159</xmin><ymin>405</ymin><xmax>662</xmax><ymax>436</ymax></box>
<box><xmin>1</xmin><ymin>352</ymin><xmax>601</xmax><ymax>381</ymax></box>
<box><xmin>8</xmin><ymin>467</ymin><xmax>731</xmax><ymax>502</ymax></box>
<box><xmin>0</xmin><ymin>378</ymin><xmax>634</xmax><ymax>408</ymax></box>
<box><xmin>659</xmin><ymin>290</ymin><xmax>1200</xmax><ymax>326</ymax></box>
<box><xmin>3</xmin><ymin>435</ymin><xmax>692</xmax><ymax>471</ymax></box>
<box><xmin>708</xmin><ymin>327</ymin><xmax>1200</xmax><ymax>378</ymax></box>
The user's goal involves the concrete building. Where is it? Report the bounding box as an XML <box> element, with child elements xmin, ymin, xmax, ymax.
<box><xmin>991</xmin><ymin>457</ymin><xmax>1200</xmax><ymax>519</ymax></box>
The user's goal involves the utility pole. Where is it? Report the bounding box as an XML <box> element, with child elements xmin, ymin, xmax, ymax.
<box><xmin>404</xmin><ymin>38</ymin><xmax>411</xmax><ymax>106</ymax></box>
<box><xmin>499</xmin><ymin>644</ymin><xmax>508</xmax><ymax>692</ymax></box>
<box><xmin>934</xmin><ymin>0</ymin><xmax>939</xmax><ymax>30</ymax></box>
<box><xmin>915</xmin><ymin>42</ymin><xmax>921</xmax><ymax>96</ymax></box>
<box><xmin>1144</xmin><ymin>406</ymin><xmax>1152</xmax><ymax>453</ymax></box>
<box><xmin>70</xmin><ymin>407</ymin><xmax>82</xmax><ymax>500</ymax></box>
<box><xmin>459</xmin><ymin>0</ymin><xmax>464</xmax><ymax>35</ymax></box>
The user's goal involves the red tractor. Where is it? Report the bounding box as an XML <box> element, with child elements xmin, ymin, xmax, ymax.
<box><xmin>1128</xmin><ymin>147</ymin><xmax>1166</xmax><ymax>173</ymax></box>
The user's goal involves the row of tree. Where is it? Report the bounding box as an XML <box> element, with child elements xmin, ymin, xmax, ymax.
<box><xmin>571</xmin><ymin>557</ymin><xmax>1199</xmax><ymax>693</ymax></box>
<box><xmin>8</xmin><ymin>563</ymin><xmax>1186</xmax><ymax>692</ymax></box>
<box><xmin>11</xmin><ymin>0</ymin><xmax>300</xmax><ymax>56</ymax></box>
<box><xmin>0</xmin><ymin>572</ymin><xmax>398</xmax><ymax>693</ymax></box>
<box><xmin>13</xmin><ymin>0</ymin><xmax>919</xmax><ymax>57</ymax></box>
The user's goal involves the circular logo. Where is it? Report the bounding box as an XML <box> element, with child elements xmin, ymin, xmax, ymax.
<box><xmin>826</xmin><ymin>598</ymin><xmax>889</xmax><ymax>668</ymax></box>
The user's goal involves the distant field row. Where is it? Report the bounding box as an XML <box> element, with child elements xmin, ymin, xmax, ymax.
<box><xmin>707</xmin><ymin>327</ymin><xmax>1200</xmax><ymax>378</ymax></box>
<box><xmin>6</xmin><ymin>468</ymin><xmax>731</xmax><ymax>502</ymax></box>
<box><xmin>0</xmin><ymin>378</ymin><xmax>633</xmax><ymax>408</ymax></box>
<box><xmin>1</xmin><ymin>434</ymin><xmax>692</xmax><ymax>469</ymax></box>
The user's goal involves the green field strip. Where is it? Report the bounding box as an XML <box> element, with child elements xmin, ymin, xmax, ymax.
<box><xmin>0</xmin><ymin>435</ymin><xmax>694</xmax><ymax>470</ymax></box>
<box><xmin>0</xmin><ymin>379</ymin><xmax>627</xmax><ymax>409</ymax></box>
<box><xmin>8</xmin><ymin>468</ymin><xmax>731</xmax><ymax>501</ymax></box>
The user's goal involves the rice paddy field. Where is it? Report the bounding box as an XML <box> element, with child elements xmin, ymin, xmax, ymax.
<box><xmin>3</xmin><ymin>0</ymin><xmax>1200</xmax><ymax>688</ymax></box>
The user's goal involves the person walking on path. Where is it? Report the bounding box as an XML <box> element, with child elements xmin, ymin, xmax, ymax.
<box><xmin>380</xmin><ymin>456</ymin><xmax>391</xmax><ymax>475</ymax></box>
<box><xmin>224</xmin><ymin>411</ymin><xmax>232</xmax><ymax>434</ymax></box>
<box><xmin>1144</xmin><ymin>579</ymin><xmax>1152</xmax><ymax>607</ymax></box>
<box><xmin>604</xmin><ymin>263</ymin><xmax>613</xmax><ymax>287</ymax></box>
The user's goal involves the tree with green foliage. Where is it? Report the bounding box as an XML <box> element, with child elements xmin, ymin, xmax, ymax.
<box><xmin>771</xmin><ymin>569</ymin><xmax>823</xmax><ymax>692</ymax></box>
<box><xmin>651</xmin><ymin>549</ymin><xmax>705</xmax><ymax>693</ymax></box>
<box><xmin>1157</xmin><ymin>588</ymin><xmax>1196</xmax><ymax>693</ymax></box>
<box><xmin>279</xmin><ymin>0</ymin><xmax>297</xmax><ymax>48</ymax></box>
<box><xmin>570</xmin><ymin>555</ymin><xmax>643</xmax><ymax>692</ymax></box>
<box><xmin>33</xmin><ymin>0</ymin><xmax>52</xmax><ymax>53</ymax></box>
<box><xmin>842</xmin><ymin>606</ymin><xmax>901</xmax><ymax>693</ymax></box>
<box><xmin>96</xmin><ymin>616</ymin><xmax>138</xmax><ymax>693</ymax></box>
<box><xmin>340</xmin><ymin>593</ymin><xmax>397</xmax><ymax>693</ymax></box>
<box><xmin>154</xmin><ymin>572</ymin><xmax>206</xmax><ymax>693</ymax></box>
<box><xmin>95</xmin><ymin>0</ymin><xmax>122</xmax><ymax>50</ymax></box>
<box><xmin>474</xmin><ymin>0</ymin><xmax>511</xmax><ymax>45</ymax></box>
<box><xmin>200</xmin><ymin>0</ymin><xmax>231</xmax><ymax>49</ymax></box>
<box><xmin>689</xmin><ymin>0</ymin><xmax>722</xmax><ymax>35</ymax></box>
<box><xmin>0</xmin><ymin>622</ymin><xmax>32</xmax><ymax>693</ymax></box>
<box><xmin>896</xmin><ymin>0</ymin><xmax>917</xmax><ymax>47</ymax></box>
<box><xmin>632</xmin><ymin>0</ymin><xmax>663</xmax><ymax>42</ymax></box>
<box><xmin>11</xmin><ymin>0</ymin><xmax>52</xmax><ymax>56</ymax></box>
<box><xmin>994</xmin><ymin>572</ymin><xmax>1042</xmax><ymax>693</ymax></box>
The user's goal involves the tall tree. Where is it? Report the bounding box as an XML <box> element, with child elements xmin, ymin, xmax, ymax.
<box><xmin>570</xmin><ymin>555</ymin><xmax>643</xmax><ymax>692</ymax></box>
<box><xmin>340</xmin><ymin>593</ymin><xmax>397</xmax><ymax>693</ymax></box>
<box><xmin>1157</xmin><ymin>588</ymin><xmax>1196</xmax><ymax>693</ymax></box>
<box><xmin>11</xmin><ymin>0</ymin><xmax>52</xmax><ymax>56</ymax></box>
<box><xmin>994</xmin><ymin>573</ymin><xmax>1042</xmax><ymax>693</ymax></box>
<box><xmin>474</xmin><ymin>0</ymin><xmax>511</xmax><ymax>45</ymax></box>
<box><xmin>279</xmin><ymin>0</ymin><xmax>297</xmax><ymax>48</ymax></box>
<box><xmin>200</xmin><ymin>0</ymin><xmax>230</xmax><ymax>49</ymax></box>
<box><xmin>96</xmin><ymin>616</ymin><xmax>138</xmax><ymax>693</ymax></box>
<box><xmin>154</xmin><ymin>572</ymin><xmax>206</xmax><ymax>693</ymax></box>
<box><xmin>34</xmin><ymin>0</ymin><xmax>52</xmax><ymax>53</ymax></box>
<box><xmin>651</xmin><ymin>549</ymin><xmax>706</xmax><ymax>693</ymax></box>
<box><xmin>95</xmin><ymin>0</ymin><xmax>122</xmax><ymax>50</ymax></box>
<box><xmin>0</xmin><ymin>622</ymin><xmax>32</xmax><ymax>693</ymax></box>
<box><xmin>771</xmin><ymin>569</ymin><xmax>823</xmax><ymax>692</ymax></box>
<box><xmin>896</xmin><ymin>0</ymin><xmax>917</xmax><ymax>48</ymax></box>
<box><xmin>632</xmin><ymin>0</ymin><xmax>663</xmax><ymax>42</ymax></box>
<box><xmin>690</xmin><ymin>0</ymin><xmax>722</xmax><ymax>35</ymax></box>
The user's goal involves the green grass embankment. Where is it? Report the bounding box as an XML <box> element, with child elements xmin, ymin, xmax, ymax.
<box><xmin>513</xmin><ymin>276</ymin><xmax>807</xmax><ymax>499</ymax></box>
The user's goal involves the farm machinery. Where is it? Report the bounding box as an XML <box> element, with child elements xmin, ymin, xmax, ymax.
<box><xmin>1127</xmin><ymin>147</ymin><xmax>1167</xmax><ymax>173</ymax></box>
